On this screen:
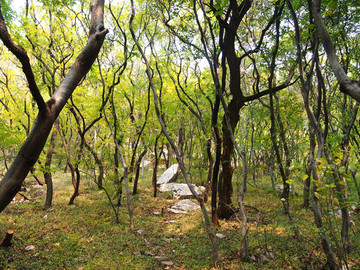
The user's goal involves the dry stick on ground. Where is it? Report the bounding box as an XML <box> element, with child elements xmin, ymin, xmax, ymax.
<box><xmin>129</xmin><ymin>0</ymin><xmax>221</xmax><ymax>262</ymax></box>
<box><xmin>17</xmin><ymin>192</ymin><xmax>33</xmax><ymax>201</ymax></box>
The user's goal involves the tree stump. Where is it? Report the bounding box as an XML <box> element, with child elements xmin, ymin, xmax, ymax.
<box><xmin>0</xmin><ymin>229</ymin><xmax>14</xmax><ymax>247</ymax></box>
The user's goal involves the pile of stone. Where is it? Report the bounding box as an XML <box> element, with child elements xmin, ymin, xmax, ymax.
<box><xmin>157</xmin><ymin>164</ymin><xmax>205</xmax><ymax>214</ymax></box>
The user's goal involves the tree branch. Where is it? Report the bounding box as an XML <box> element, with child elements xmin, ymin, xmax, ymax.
<box><xmin>0</xmin><ymin>6</ymin><xmax>47</xmax><ymax>114</ymax></box>
<box><xmin>311</xmin><ymin>0</ymin><xmax>360</xmax><ymax>102</ymax></box>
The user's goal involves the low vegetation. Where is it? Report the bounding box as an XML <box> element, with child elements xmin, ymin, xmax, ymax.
<box><xmin>1</xmin><ymin>171</ymin><xmax>359</xmax><ymax>269</ymax></box>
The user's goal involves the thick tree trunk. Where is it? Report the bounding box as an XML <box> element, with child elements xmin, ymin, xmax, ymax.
<box><xmin>218</xmin><ymin>100</ymin><xmax>241</xmax><ymax>219</ymax></box>
<box><xmin>0</xmin><ymin>0</ymin><xmax>108</xmax><ymax>213</ymax></box>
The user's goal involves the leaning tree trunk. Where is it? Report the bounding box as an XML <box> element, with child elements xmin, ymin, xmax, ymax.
<box><xmin>0</xmin><ymin>0</ymin><xmax>108</xmax><ymax>213</ymax></box>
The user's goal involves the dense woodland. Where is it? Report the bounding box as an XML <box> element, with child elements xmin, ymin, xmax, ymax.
<box><xmin>0</xmin><ymin>0</ymin><xmax>359</xmax><ymax>269</ymax></box>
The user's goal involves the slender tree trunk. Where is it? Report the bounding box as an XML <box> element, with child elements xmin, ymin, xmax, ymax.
<box><xmin>44</xmin><ymin>119</ymin><xmax>58</xmax><ymax>208</ymax></box>
<box><xmin>204</xmin><ymin>138</ymin><xmax>213</xmax><ymax>203</ymax></box>
<box><xmin>67</xmin><ymin>162</ymin><xmax>77</xmax><ymax>192</ymax></box>
<box><xmin>152</xmin><ymin>133</ymin><xmax>161</xmax><ymax>198</ymax></box>
<box><xmin>114</xmin><ymin>143</ymin><xmax>122</xmax><ymax>206</ymax></box>
<box><xmin>303</xmin><ymin>128</ymin><xmax>315</xmax><ymax>208</ymax></box>
<box><xmin>132</xmin><ymin>149</ymin><xmax>147</xmax><ymax>195</ymax></box>
<box><xmin>238</xmin><ymin>151</ymin><xmax>250</xmax><ymax>261</ymax></box>
<box><xmin>269</xmin><ymin>92</ymin><xmax>301</xmax><ymax>241</ymax></box>
<box><xmin>350</xmin><ymin>170</ymin><xmax>360</xmax><ymax>200</ymax></box>
<box><xmin>69</xmin><ymin>140</ymin><xmax>84</xmax><ymax>205</ymax></box>
<box><xmin>84</xmin><ymin>141</ymin><xmax>104</xmax><ymax>189</ymax></box>
<box><xmin>211</xmin><ymin>127</ymin><xmax>221</xmax><ymax>226</ymax></box>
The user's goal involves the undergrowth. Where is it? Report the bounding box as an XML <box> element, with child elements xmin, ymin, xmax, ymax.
<box><xmin>0</xmin><ymin>171</ymin><xmax>359</xmax><ymax>269</ymax></box>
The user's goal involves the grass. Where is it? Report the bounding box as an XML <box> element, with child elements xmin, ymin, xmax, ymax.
<box><xmin>0</xmin><ymin>170</ymin><xmax>359</xmax><ymax>269</ymax></box>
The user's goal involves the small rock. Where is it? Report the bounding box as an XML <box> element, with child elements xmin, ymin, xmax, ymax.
<box><xmin>164</xmin><ymin>238</ymin><xmax>172</xmax><ymax>243</ymax></box>
<box><xmin>161</xmin><ymin>261</ymin><xmax>174</xmax><ymax>266</ymax></box>
<box><xmin>137</xmin><ymin>229</ymin><xmax>144</xmax><ymax>235</ymax></box>
<box><xmin>25</xmin><ymin>245</ymin><xmax>36</xmax><ymax>251</ymax></box>
<box><xmin>155</xmin><ymin>255</ymin><xmax>169</xmax><ymax>261</ymax></box>
<box><xmin>153</xmin><ymin>211</ymin><xmax>161</xmax><ymax>216</ymax></box>
<box><xmin>144</xmin><ymin>251</ymin><xmax>155</xmax><ymax>256</ymax></box>
<box><xmin>43</xmin><ymin>215</ymin><xmax>48</xmax><ymax>220</ymax></box>
<box><xmin>260</xmin><ymin>254</ymin><xmax>268</xmax><ymax>262</ymax></box>
<box><xmin>168</xmin><ymin>208</ymin><xmax>187</xmax><ymax>214</ymax></box>
<box><xmin>165</xmin><ymin>220</ymin><xmax>176</xmax><ymax>224</ymax></box>
<box><xmin>216</xmin><ymin>233</ymin><xmax>227</xmax><ymax>239</ymax></box>
<box><xmin>168</xmin><ymin>199</ymin><xmax>200</xmax><ymax>214</ymax></box>
<box><xmin>172</xmin><ymin>184</ymin><xmax>205</xmax><ymax>199</ymax></box>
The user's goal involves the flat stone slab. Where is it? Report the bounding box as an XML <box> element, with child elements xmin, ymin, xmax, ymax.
<box><xmin>159</xmin><ymin>183</ymin><xmax>175</xmax><ymax>192</ymax></box>
<box><xmin>168</xmin><ymin>199</ymin><xmax>200</xmax><ymax>214</ymax></box>
<box><xmin>157</xmin><ymin>164</ymin><xmax>179</xmax><ymax>185</ymax></box>
<box><xmin>172</xmin><ymin>183</ymin><xmax>205</xmax><ymax>199</ymax></box>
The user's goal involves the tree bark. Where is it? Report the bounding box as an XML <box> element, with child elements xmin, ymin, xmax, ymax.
<box><xmin>44</xmin><ymin>119</ymin><xmax>58</xmax><ymax>208</ymax></box>
<box><xmin>132</xmin><ymin>149</ymin><xmax>147</xmax><ymax>195</ymax></box>
<box><xmin>0</xmin><ymin>0</ymin><xmax>108</xmax><ymax>213</ymax></box>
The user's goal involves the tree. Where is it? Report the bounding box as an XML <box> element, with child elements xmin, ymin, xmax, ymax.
<box><xmin>0</xmin><ymin>0</ymin><xmax>108</xmax><ymax>213</ymax></box>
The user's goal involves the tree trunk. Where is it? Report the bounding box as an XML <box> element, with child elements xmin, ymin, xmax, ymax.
<box><xmin>44</xmin><ymin>119</ymin><xmax>58</xmax><ymax>208</ymax></box>
<box><xmin>152</xmin><ymin>133</ymin><xmax>161</xmax><ymax>198</ymax></box>
<box><xmin>303</xmin><ymin>128</ymin><xmax>315</xmax><ymax>208</ymax></box>
<box><xmin>218</xmin><ymin>99</ymin><xmax>242</xmax><ymax>219</ymax></box>
<box><xmin>132</xmin><ymin>149</ymin><xmax>147</xmax><ymax>195</ymax></box>
<box><xmin>84</xmin><ymin>141</ymin><xmax>104</xmax><ymax>189</ymax></box>
<box><xmin>0</xmin><ymin>0</ymin><xmax>108</xmax><ymax>213</ymax></box>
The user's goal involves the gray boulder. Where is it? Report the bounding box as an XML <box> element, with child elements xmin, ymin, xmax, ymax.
<box><xmin>157</xmin><ymin>164</ymin><xmax>179</xmax><ymax>185</ymax></box>
<box><xmin>172</xmin><ymin>183</ymin><xmax>205</xmax><ymax>199</ymax></box>
<box><xmin>168</xmin><ymin>199</ymin><xmax>200</xmax><ymax>214</ymax></box>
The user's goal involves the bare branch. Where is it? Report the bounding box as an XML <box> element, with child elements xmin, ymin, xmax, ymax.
<box><xmin>0</xmin><ymin>6</ymin><xmax>47</xmax><ymax>113</ymax></box>
<box><xmin>312</xmin><ymin>0</ymin><xmax>360</xmax><ymax>102</ymax></box>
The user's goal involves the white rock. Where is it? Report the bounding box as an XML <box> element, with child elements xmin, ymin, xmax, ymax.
<box><xmin>216</xmin><ymin>233</ymin><xmax>227</xmax><ymax>239</ymax></box>
<box><xmin>157</xmin><ymin>164</ymin><xmax>179</xmax><ymax>185</ymax></box>
<box><xmin>168</xmin><ymin>199</ymin><xmax>200</xmax><ymax>214</ymax></box>
<box><xmin>172</xmin><ymin>184</ymin><xmax>205</xmax><ymax>199</ymax></box>
<box><xmin>159</xmin><ymin>183</ymin><xmax>175</xmax><ymax>192</ymax></box>
<box><xmin>25</xmin><ymin>245</ymin><xmax>36</xmax><ymax>251</ymax></box>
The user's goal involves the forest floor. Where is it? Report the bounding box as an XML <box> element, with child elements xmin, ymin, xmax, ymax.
<box><xmin>0</xmin><ymin>170</ymin><xmax>359</xmax><ymax>269</ymax></box>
